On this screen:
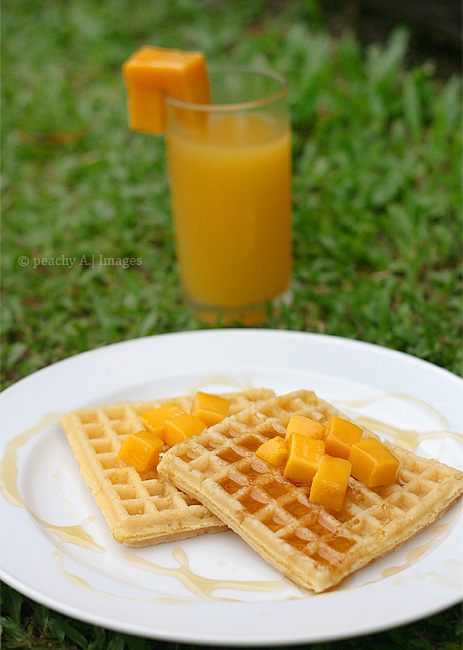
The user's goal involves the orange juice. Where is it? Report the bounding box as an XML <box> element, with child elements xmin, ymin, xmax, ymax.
<box><xmin>166</xmin><ymin>112</ymin><xmax>292</xmax><ymax>311</ymax></box>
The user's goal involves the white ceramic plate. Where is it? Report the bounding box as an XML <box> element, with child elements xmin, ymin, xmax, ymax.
<box><xmin>1</xmin><ymin>329</ymin><xmax>462</xmax><ymax>646</ymax></box>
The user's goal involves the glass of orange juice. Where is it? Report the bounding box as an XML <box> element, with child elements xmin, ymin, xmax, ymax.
<box><xmin>164</xmin><ymin>67</ymin><xmax>292</xmax><ymax>324</ymax></box>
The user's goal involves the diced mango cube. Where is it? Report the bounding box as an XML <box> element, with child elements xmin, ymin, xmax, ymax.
<box><xmin>162</xmin><ymin>414</ymin><xmax>206</xmax><ymax>446</ymax></box>
<box><xmin>117</xmin><ymin>430</ymin><xmax>164</xmax><ymax>472</ymax></box>
<box><xmin>122</xmin><ymin>46</ymin><xmax>210</xmax><ymax>134</ymax></box>
<box><xmin>256</xmin><ymin>436</ymin><xmax>288</xmax><ymax>468</ymax></box>
<box><xmin>309</xmin><ymin>455</ymin><xmax>352</xmax><ymax>511</ymax></box>
<box><xmin>349</xmin><ymin>437</ymin><xmax>399</xmax><ymax>487</ymax></box>
<box><xmin>191</xmin><ymin>391</ymin><xmax>230</xmax><ymax>427</ymax></box>
<box><xmin>285</xmin><ymin>414</ymin><xmax>325</xmax><ymax>443</ymax></box>
<box><xmin>324</xmin><ymin>416</ymin><xmax>363</xmax><ymax>460</ymax></box>
<box><xmin>141</xmin><ymin>403</ymin><xmax>187</xmax><ymax>440</ymax></box>
<box><xmin>283</xmin><ymin>433</ymin><xmax>325</xmax><ymax>485</ymax></box>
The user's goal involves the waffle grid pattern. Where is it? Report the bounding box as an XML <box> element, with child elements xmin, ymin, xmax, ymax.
<box><xmin>61</xmin><ymin>388</ymin><xmax>274</xmax><ymax>546</ymax></box>
<box><xmin>158</xmin><ymin>390</ymin><xmax>463</xmax><ymax>592</ymax></box>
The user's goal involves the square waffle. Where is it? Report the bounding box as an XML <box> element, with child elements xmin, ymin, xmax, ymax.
<box><xmin>158</xmin><ymin>389</ymin><xmax>463</xmax><ymax>592</ymax></box>
<box><xmin>61</xmin><ymin>388</ymin><xmax>275</xmax><ymax>547</ymax></box>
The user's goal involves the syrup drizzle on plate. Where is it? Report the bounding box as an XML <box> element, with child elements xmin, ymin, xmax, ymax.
<box><xmin>122</xmin><ymin>546</ymin><xmax>290</xmax><ymax>601</ymax></box>
<box><xmin>0</xmin><ymin>413</ymin><xmax>104</xmax><ymax>552</ymax></box>
<box><xmin>338</xmin><ymin>392</ymin><xmax>462</xmax><ymax>457</ymax></box>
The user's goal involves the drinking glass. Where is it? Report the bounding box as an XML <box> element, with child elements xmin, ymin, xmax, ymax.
<box><xmin>165</xmin><ymin>67</ymin><xmax>292</xmax><ymax>324</ymax></box>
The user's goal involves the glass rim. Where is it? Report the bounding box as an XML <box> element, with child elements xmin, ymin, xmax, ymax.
<box><xmin>164</xmin><ymin>66</ymin><xmax>288</xmax><ymax>113</ymax></box>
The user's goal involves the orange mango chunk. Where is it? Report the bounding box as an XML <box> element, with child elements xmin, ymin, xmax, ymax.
<box><xmin>141</xmin><ymin>403</ymin><xmax>187</xmax><ymax>439</ymax></box>
<box><xmin>256</xmin><ymin>436</ymin><xmax>288</xmax><ymax>468</ymax></box>
<box><xmin>324</xmin><ymin>416</ymin><xmax>363</xmax><ymax>460</ymax></box>
<box><xmin>117</xmin><ymin>430</ymin><xmax>164</xmax><ymax>472</ymax></box>
<box><xmin>162</xmin><ymin>413</ymin><xmax>206</xmax><ymax>446</ymax></box>
<box><xmin>283</xmin><ymin>433</ymin><xmax>325</xmax><ymax>485</ymax></box>
<box><xmin>191</xmin><ymin>391</ymin><xmax>230</xmax><ymax>427</ymax></box>
<box><xmin>349</xmin><ymin>437</ymin><xmax>399</xmax><ymax>487</ymax></box>
<box><xmin>285</xmin><ymin>414</ymin><xmax>325</xmax><ymax>443</ymax></box>
<box><xmin>309</xmin><ymin>455</ymin><xmax>351</xmax><ymax>511</ymax></box>
<box><xmin>122</xmin><ymin>46</ymin><xmax>210</xmax><ymax>134</ymax></box>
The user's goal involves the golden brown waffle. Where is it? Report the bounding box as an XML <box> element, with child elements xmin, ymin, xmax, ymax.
<box><xmin>158</xmin><ymin>389</ymin><xmax>463</xmax><ymax>592</ymax></box>
<box><xmin>61</xmin><ymin>388</ymin><xmax>275</xmax><ymax>547</ymax></box>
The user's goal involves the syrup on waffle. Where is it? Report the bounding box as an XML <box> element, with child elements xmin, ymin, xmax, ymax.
<box><xmin>158</xmin><ymin>390</ymin><xmax>463</xmax><ymax>592</ymax></box>
<box><xmin>61</xmin><ymin>388</ymin><xmax>274</xmax><ymax>547</ymax></box>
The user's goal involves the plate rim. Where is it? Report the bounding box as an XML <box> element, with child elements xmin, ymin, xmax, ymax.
<box><xmin>1</xmin><ymin>328</ymin><xmax>462</xmax><ymax>646</ymax></box>
<box><xmin>2</xmin><ymin>328</ymin><xmax>462</xmax><ymax>400</ymax></box>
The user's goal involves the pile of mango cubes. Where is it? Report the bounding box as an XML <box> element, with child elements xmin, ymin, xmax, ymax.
<box><xmin>118</xmin><ymin>392</ymin><xmax>399</xmax><ymax>513</ymax></box>
<box><xmin>257</xmin><ymin>415</ymin><xmax>399</xmax><ymax>511</ymax></box>
<box><xmin>118</xmin><ymin>392</ymin><xmax>230</xmax><ymax>472</ymax></box>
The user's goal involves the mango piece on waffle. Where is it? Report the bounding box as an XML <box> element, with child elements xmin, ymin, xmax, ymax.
<box><xmin>61</xmin><ymin>388</ymin><xmax>275</xmax><ymax>547</ymax></box>
<box><xmin>158</xmin><ymin>390</ymin><xmax>463</xmax><ymax>592</ymax></box>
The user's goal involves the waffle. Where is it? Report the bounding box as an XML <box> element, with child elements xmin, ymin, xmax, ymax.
<box><xmin>61</xmin><ymin>388</ymin><xmax>274</xmax><ymax>547</ymax></box>
<box><xmin>158</xmin><ymin>389</ymin><xmax>463</xmax><ymax>592</ymax></box>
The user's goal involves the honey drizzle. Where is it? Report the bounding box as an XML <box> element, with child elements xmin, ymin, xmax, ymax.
<box><xmin>381</xmin><ymin>508</ymin><xmax>462</xmax><ymax>580</ymax></box>
<box><xmin>339</xmin><ymin>393</ymin><xmax>463</xmax><ymax>455</ymax></box>
<box><xmin>0</xmin><ymin>413</ymin><xmax>104</xmax><ymax>552</ymax></box>
<box><xmin>355</xmin><ymin>417</ymin><xmax>463</xmax><ymax>453</ymax></box>
<box><xmin>342</xmin><ymin>393</ymin><xmax>450</xmax><ymax>429</ymax></box>
<box><xmin>53</xmin><ymin>546</ymin><xmax>188</xmax><ymax>602</ymax></box>
<box><xmin>122</xmin><ymin>547</ymin><xmax>289</xmax><ymax>601</ymax></box>
<box><xmin>185</xmin><ymin>374</ymin><xmax>254</xmax><ymax>396</ymax></box>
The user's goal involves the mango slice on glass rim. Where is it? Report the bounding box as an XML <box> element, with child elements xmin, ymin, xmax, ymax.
<box><xmin>122</xmin><ymin>46</ymin><xmax>211</xmax><ymax>134</ymax></box>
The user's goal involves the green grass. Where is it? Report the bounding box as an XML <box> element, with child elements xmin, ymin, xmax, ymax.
<box><xmin>1</xmin><ymin>0</ymin><xmax>462</xmax><ymax>648</ymax></box>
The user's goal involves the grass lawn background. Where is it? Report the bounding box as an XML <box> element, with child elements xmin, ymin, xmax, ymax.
<box><xmin>1</xmin><ymin>1</ymin><xmax>462</xmax><ymax>648</ymax></box>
